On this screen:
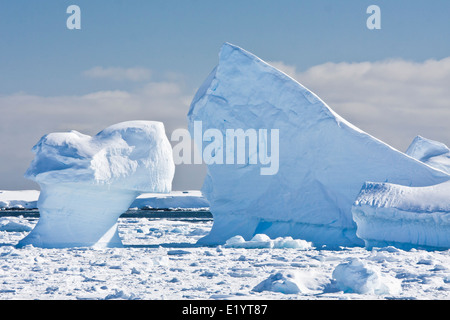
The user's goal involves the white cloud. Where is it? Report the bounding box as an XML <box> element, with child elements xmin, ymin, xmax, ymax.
<box><xmin>83</xmin><ymin>66</ymin><xmax>152</xmax><ymax>81</ymax></box>
<box><xmin>2</xmin><ymin>58</ymin><xmax>450</xmax><ymax>190</ymax></box>
<box><xmin>269</xmin><ymin>58</ymin><xmax>450</xmax><ymax>151</ymax></box>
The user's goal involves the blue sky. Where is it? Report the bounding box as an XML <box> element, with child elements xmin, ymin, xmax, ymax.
<box><xmin>1</xmin><ymin>1</ymin><xmax>450</xmax><ymax>190</ymax></box>
<box><xmin>1</xmin><ymin>0</ymin><xmax>450</xmax><ymax>95</ymax></box>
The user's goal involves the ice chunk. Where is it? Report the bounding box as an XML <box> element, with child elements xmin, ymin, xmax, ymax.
<box><xmin>18</xmin><ymin>121</ymin><xmax>175</xmax><ymax>248</ymax></box>
<box><xmin>352</xmin><ymin>181</ymin><xmax>450</xmax><ymax>250</ymax></box>
<box><xmin>188</xmin><ymin>42</ymin><xmax>450</xmax><ymax>247</ymax></box>
<box><xmin>332</xmin><ymin>258</ymin><xmax>401</xmax><ymax>295</ymax></box>
<box><xmin>0</xmin><ymin>217</ymin><xmax>33</xmax><ymax>232</ymax></box>
<box><xmin>252</xmin><ymin>271</ymin><xmax>304</xmax><ymax>294</ymax></box>
<box><xmin>406</xmin><ymin>136</ymin><xmax>450</xmax><ymax>174</ymax></box>
<box><xmin>224</xmin><ymin>234</ymin><xmax>312</xmax><ymax>249</ymax></box>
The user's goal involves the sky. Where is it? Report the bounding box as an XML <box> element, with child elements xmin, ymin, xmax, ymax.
<box><xmin>1</xmin><ymin>0</ymin><xmax>450</xmax><ymax>190</ymax></box>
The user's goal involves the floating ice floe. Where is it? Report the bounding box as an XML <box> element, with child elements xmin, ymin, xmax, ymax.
<box><xmin>18</xmin><ymin>121</ymin><xmax>175</xmax><ymax>248</ymax></box>
<box><xmin>189</xmin><ymin>42</ymin><xmax>449</xmax><ymax>248</ymax></box>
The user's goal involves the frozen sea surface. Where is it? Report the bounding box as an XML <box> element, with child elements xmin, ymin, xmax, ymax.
<box><xmin>0</xmin><ymin>216</ymin><xmax>449</xmax><ymax>300</ymax></box>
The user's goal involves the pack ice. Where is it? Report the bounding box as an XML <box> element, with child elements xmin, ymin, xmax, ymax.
<box><xmin>188</xmin><ymin>43</ymin><xmax>450</xmax><ymax>248</ymax></box>
<box><xmin>18</xmin><ymin>121</ymin><xmax>175</xmax><ymax>248</ymax></box>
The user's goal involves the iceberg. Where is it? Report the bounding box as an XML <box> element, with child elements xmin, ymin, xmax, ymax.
<box><xmin>0</xmin><ymin>190</ymin><xmax>39</xmax><ymax>210</ymax></box>
<box><xmin>188</xmin><ymin>43</ymin><xmax>450</xmax><ymax>247</ymax></box>
<box><xmin>406</xmin><ymin>136</ymin><xmax>450</xmax><ymax>174</ymax></box>
<box><xmin>130</xmin><ymin>190</ymin><xmax>209</xmax><ymax>210</ymax></box>
<box><xmin>352</xmin><ymin>181</ymin><xmax>450</xmax><ymax>250</ymax></box>
<box><xmin>18</xmin><ymin>121</ymin><xmax>175</xmax><ymax>248</ymax></box>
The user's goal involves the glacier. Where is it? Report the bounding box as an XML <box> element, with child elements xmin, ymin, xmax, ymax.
<box><xmin>188</xmin><ymin>43</ymin><xmax>450</xmax><ymax>248</ymax></box>
<box><xmin>18</xmin><ymin>121</ymin><xmax>175</xmax><ymax>248</ymax></box>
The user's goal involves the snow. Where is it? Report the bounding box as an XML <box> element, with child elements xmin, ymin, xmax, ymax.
<box><xmin>18</xmin><ymin>121</ymin><xmax>175</xmax><ymax>248</ymax></box>
<box><xmin>352</xmin><ymin>181</ymin><xmax>450</xmax><ymax>250</ymax></box>
<box><xmin>252</xmin><ymin>271</ymin><xmax>306</xmax><ymax>294</ymax></box>
<box><xmin>1</xmin><ymin>215</ymin><xmax>449</xmax><ymax>300</ymax></box>
<box><xmin>330</xmin><ymin>258</ymin><xmax>402</xmax><ymax>295</ymax></box>
<box><xmin>0</xmin><ymin>217</ymin><xmax>33</xmax><ymax>232</ymax></box>
<box><xmin>225</xmin><ymin>234</ymin><xmax>312</xmax><ymax>250</ymax></box>
<box><xmin>406</xmin><ymin>135</ymin><xmax>450</xmax><ymax>174</ymax></box>
<box><xmin>188</xmin><ymin>42</ymin><xmax>450</xmax><ymax>248</ymax></box>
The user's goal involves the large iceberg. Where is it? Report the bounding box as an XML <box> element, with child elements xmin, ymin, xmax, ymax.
<box><xmin>18</xmin><ymin>121</ymin><xmax>175</xmax><ymax>248</ymax></box>
<box><xmin>188</xmin><ymin>43</ymin><xmax>450</xmax><ymax>247</ymax></box>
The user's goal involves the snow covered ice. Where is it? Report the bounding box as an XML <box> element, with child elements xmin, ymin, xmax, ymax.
<box><xmin>18</xmin><ymin>121</ymin><xmax>175</xmax><ymax>248</ymax></box>
<box><xmin>1</xmin><ymin>215</ymin><xmax>450</xmax><ymax>300</ymax></box>
<box><xmin>188</xmin><ymin>42</ymin><xmax>450</xmax><ymax>248</ymax></box>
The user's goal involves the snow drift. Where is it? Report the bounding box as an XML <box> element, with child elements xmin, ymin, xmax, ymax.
<box><xmin>331</xmin><ymin>258</ymin><xmax>401</xmax><ymax>295</ymax></box>
<box><xmin>18</xmin><ymin>121</ymin><xmax>175</xmax><ymax>248</ymax></box>
<box><xmin>188</xmin><ymin>43</ymin><xmax>450</xmax><ymax>247</ymax></box>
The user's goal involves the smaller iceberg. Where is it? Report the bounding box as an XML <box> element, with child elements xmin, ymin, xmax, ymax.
<box><xmin>406</xmin><ymin>135</ymin><xmax>450</xmax><ymax>174</ymax></box>
<box><xmin>18</xmin><ymin>121</ymin><xmax>175</xmax><ymax>248</ymax></box>
<box><xmin>352</xmin><ymin>180</ymin><xmax>450</xmax><ymax>250</ymax></box>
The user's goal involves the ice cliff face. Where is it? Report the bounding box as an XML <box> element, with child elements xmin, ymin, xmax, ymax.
<box><xmin>188</xmin><ymin>43</ymin><xmax>449</xmax><ymax>248</ymax></box>
<box><xmin>18</xmin><ymin>121</ymin><xmax>174</xmax><ymax>248</ymax></box>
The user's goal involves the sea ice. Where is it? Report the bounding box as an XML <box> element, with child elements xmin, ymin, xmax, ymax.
<box><xmin>188</xmin><ymin>42</ymin><xmax>449</xmax><ymax>248</ymax></box>
<box><xmin>18</xmin><ymin>121</ymin><xmax>175</xmax><ymax>248</ymax></box>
